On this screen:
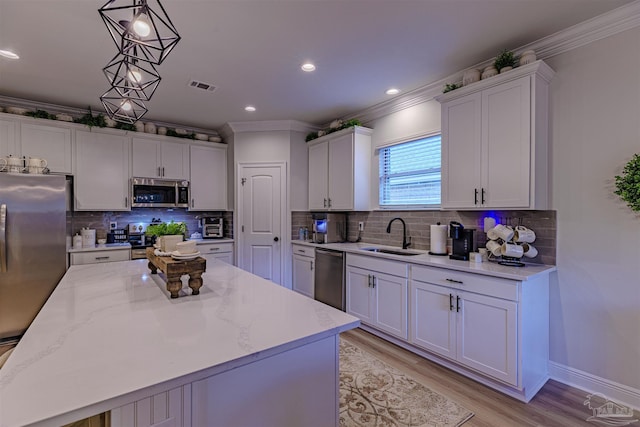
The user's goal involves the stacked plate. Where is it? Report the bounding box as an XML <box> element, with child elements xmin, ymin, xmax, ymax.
<box><xmin>171</xmin><ymin>251</ymin><xmax>200</xmax><ymax>260</ymax></box>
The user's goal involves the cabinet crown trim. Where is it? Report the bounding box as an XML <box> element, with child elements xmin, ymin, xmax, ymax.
<box><xmin>435</xmin><ymin>60</ymin><xmax>555</xmax><ymax>103</ymax></box>
<box><xmin>306</xmin><ymin>125</ymin><xmax>373</xmax><ymax>146</ymax></box>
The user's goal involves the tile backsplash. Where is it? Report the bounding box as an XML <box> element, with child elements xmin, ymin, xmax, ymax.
<box><xmin>292</xmin><ymin>210</ymin><xmax>556</xmax><ymax>265</ymax></box>
<box><xmin>68</xmin><ymin>208</ymin><xmax>234</xmax><ymax>240</ymax></box>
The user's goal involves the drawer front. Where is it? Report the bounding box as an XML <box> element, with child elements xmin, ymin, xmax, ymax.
<box><xmin>196</xmin><ymin>242</ymin><xmax>233</xmax><ymax>254</ymax></box>
<box><xmin>292</xmin><ymin>244</ymin><xmax>314</xmax><ymax>258</ymax></box>
<box><xmin>346</xmin><ymin>253</ymin><xmax>408</xmax><ymax>278</ymax></box>
<box><xmin>411</xmin><ymin>264</ymin><xmax>518</xmax><ymax>301</ymax></box>
<box><xmin>71</xmin><ymin>249</ymin><xmax>130</xmax><ymax>265</ymax></box>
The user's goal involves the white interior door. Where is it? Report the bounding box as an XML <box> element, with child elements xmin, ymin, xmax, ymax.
<box><xmin>237</xmin><ymin>163</ymin><xmax>285</xmax><ymax>284</ymax></box>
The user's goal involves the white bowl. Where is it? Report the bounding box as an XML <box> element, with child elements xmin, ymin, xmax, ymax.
<box><xmin>6</xmin><ymin>106</ymin><xmax>27</xmax><ymax>115</ymax></box>
<box><xmin>97</xmin><ymin>239</ymin><xmax>107</xmax><ymax>245</ymax></box>
<box><xmin>175</xmin><ymin>240</ymin><xmax>197</xmax><ymax>255</ymax></box>
<box><xmin>194</xmin><ymin>133</ymin><xmax>208</xmax><ymax>141</ymax></box>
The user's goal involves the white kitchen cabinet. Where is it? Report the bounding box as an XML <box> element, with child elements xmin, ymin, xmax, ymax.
<box><xmin>437</xmin><ymin>60</ymin><xmax>554</xmax><ymax>210</ymax></box>
<box><xmin>0</xmin><ymin>115</ymin><xmax>72</xmax><ymax>174</ymax></box>
<box><xmin>69</xmin><ymin>248</ymin><xmax>131</xmax><ymax>265</ymax></box>
<box><xmin>19</xmin><ymin>122</ymin><xmax>73</xmax><ymax>174</ymax></box>
<box><xmin>132</xmin><ymin>136</ymin><xmax>189</xmax><ymax>180</ymax></box>
<box><xmin>196</xmin><ymin>241</ymin><xmax>233</xmax><ymax>265</ymax></box>
<box><xmin>346</xmin><ymin>254</ymin><xmax>407</xmax><ymax>340</ymax></box>
<box><xmin>74</xmin><ymin>130</ymin><xmax>130</xmax><ymax>211</ymax></box>
<box><xmin>0</xmin><ymin>117</ymin><xmax>17</xmax><ymax>159</ymax></box>
<box><xmin>292</xmin><ymin>243</ymin><xmax>314</xmax><ymax>298</ymax></box>
<box><xmin>308</xmin><ymin>126</ymin><xmax>372</xmax><ymax>211</ymax></box>
<box><xmin>189</xmin><ymin>144</ymin><xmax>227</xmax><ymax>211</ymax></box>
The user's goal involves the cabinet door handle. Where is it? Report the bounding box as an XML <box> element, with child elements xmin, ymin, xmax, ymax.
<box><xmin>445</xmin><ymin>278</ymin><xmax>463</xmax><ymax>284</ymax></box>
<box><xmin>208</xmin><ymin>247</ymin><xmax>220</xmax><ymax>251</ymax></box>
<box><xmin>328</xmin><ymin>198</ymin><xmax>332</xmax><ymax>208</ymax></box>
<box><xmin>299</xmin><ymin>249</ymin><xmax>305</xmax><ymax>253</ymax></box>
<box><xmin>456</xmin><ymin>295</ymin><xmax>461</xmax><ymax>312</ymax></box>
<box><xmin>372</xmin><ymin>275</ymin><xmax>376</xmax><ymax>288</ymax></box>
<box><xmin>367</xmin><ymin>274</ymin><xmax>372</xmax><ymax>287</ymax></box>
<box><xmin>0</xmin><ymin>204</ymin><xmax>6</xmax><ymax>273</ymax></box>
<box><xmin>191</xmin><ymin>199</ymin><xmax>195</xmax><ymax>208</ymax></box>
<box><xmin>95</xmin><ymin>256</ymin><xmax>110</xmax><ymax>261</ymax></box>
<box><xmin>162</xmin><ymin>167</ymin><xmax>165</xmax><ymax>177</ymax></box>
<box><xmin>125</xmin><ymin>197</ymin><xmax>128</xmax><ymax>208</ymax></box>
<box><xmin>481</xmin><ymin>188</ymin><xmax>486</xmax><ymax>205</ymax></box>
<box><xmin>310</xmin><ymin>261</ymin><xmax>313</xmax><ymax>271</ymax></box>
<box><xmin>449</xmin><ymin>293</ymin><xmax>454</xmax><ymax>311</ymax></box>
<box><xmin>474</xmin><ymin>188</ymin><xmax>478</xmax><ymax>205</ymax></box>
<box><xmin>158</xmin><ymin>166</ymin><xmax>161</xmax><ymax>177</ymax></box>
<box><xmin>324</xmin><ymin>198</ymin><xmax>327</xmax><ymax>208</ymax></box>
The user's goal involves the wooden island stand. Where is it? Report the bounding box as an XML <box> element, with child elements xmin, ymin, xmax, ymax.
<box><xmin>146</xmin><ymin>247</ymin><xmax>206</xmax><ymax>298</ymax></box>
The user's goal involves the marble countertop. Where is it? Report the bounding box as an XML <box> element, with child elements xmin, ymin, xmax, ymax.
<box><xmin>292</xmin><ymin>241</ymin><xmax>556</xmax><ymax>281</ymax></box>
<box><xmin>67</xmin><ymin>243</ymin><xmax>131</xmax><ymax>253</ymax></box>
<box><xmin>0</xmin><ymin>260</ymin><xmax>359</xmax><ymax>427</ymax></box>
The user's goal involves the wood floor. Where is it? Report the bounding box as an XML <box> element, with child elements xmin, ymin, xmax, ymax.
<box><xmin>341</xmin><ymin>328</ymin><xmax>639</xmax><ymax>427</ymax></box>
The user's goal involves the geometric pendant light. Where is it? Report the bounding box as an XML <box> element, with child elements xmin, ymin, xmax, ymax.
<box><xmin>98</xmin><ymin>0</ymin><xmax>181</xmax><ymax>65</ymax></box>
<box><xmin>103</xmin><ymin>52</ymin><xmax>161</xmax><ymax>101</ymax></box>
<box><xmin>100</xmin><ymin>86</ymin><xmax>148</xmax><ymax>124</ymax></box>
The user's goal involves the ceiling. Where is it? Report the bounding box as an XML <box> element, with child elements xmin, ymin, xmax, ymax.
<box><xmin>0</xmin><ymin>0</ymin><xmax>633</xmax><ymax>131</ymax></box>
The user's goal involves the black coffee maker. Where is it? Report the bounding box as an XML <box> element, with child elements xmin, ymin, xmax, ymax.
<box><xmin>449</xmin><ymin>221</ymin><xmax>475</xmax><ymax>261</ymax></box>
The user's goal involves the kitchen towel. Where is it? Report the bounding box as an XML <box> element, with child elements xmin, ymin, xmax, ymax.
<box><xmin>429</xmin><ymin>224</ymin><xmax>448</xmax><ymax>255</ymax></box>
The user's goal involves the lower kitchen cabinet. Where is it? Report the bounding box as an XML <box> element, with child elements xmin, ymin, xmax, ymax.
<box><xmin>70</xmin><ymin>248</ymin><xmax>131</xmax><ymax>265</ymax></box>
<box><xmin>346</xmin><ymin>254</ymin><xmax>407</xmax><ymax>340</ymax></box>
<box><xmin>292</xmin><ymin>243</ymin><xmax>314</xmax><ymax>298</ymax></box>
<box><xmin>411</xmin><ymin>279</ymin><xmax>517</xmax><ymax>385</ymax></box>
<box><xmin>196</xmin><ymin>241</ymin><xmax>234</xmax><ymax>265</ymax></box>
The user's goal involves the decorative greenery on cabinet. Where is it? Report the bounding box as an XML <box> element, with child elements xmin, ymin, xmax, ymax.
<box><xmin>615</xmin><ymin>153</ymin><xmax>640</xmax><ymax>212</ymax></box>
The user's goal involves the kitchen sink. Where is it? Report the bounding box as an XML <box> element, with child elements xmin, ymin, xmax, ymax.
<box><xmin>360</xmin><ymin>247</ymin><xmax>422</xmax><ymax>256</ymax></box>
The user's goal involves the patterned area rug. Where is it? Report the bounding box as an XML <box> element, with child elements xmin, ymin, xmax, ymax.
<box><xmin>340</xmin><ymin>338</ymin><xmax>474</xmax><ymax>427</ymax></box>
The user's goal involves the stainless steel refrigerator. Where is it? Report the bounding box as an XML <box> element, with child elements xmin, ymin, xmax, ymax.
<box><xmin>0</xmin><ymin>173</ymin><xmax>67</xmax><ymax>344</ymax></box>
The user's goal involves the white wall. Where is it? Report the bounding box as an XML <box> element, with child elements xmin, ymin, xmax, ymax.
<box><xmin>546</xmin><ymin>28</ymin><xmax>640</xmax><ymax>390</ymax></box>
<box><xmin>290</xmin><ymin>130</ymin><xmax>310</xmax><ymax>211</ymax></box>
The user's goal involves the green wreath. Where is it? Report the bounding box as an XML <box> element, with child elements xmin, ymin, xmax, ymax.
<box><xmin>614</xmin><ymin>153</ymin><xmax>640</xmax><ymax>212</ymax></box>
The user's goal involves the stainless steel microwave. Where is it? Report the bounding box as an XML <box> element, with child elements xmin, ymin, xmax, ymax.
<box><xmin>131</xmin><ymin>178</ymin><xmax>190</xmax><ymax>208</ymax></box>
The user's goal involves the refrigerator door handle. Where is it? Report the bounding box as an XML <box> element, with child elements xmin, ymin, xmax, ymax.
<box><xmin>0</xmin><ymin>204</ymin><xmax>6</xmax><ymax>273</ymax></box>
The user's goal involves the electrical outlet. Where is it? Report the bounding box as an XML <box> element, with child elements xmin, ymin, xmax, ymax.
<box><xmin>358</xmin><ymin>221</ymin><xmax>364</xmax><ymax>231</ymax></box>
<box><xmin>109</xmin><ymin>221</ymin><xmax>117</xmax><ymax>230</ymax></box>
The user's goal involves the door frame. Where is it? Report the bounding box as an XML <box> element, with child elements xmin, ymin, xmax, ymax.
<box><xmin>235</xmin><ymin>161</ymin><xmax>289</xmax><ymax>287</ymax></box>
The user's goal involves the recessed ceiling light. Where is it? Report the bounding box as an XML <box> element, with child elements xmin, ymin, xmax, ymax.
<box><xmin>245</xmin><ymin>106</ymin><xmax>256</xmax><ymax>112</ymax></box>
<box><xmin>0</xmin><ymin>49</ymin><xmax>19</xmax><ymax>60</ymax></box>
<box><xmin>301</xmin><ymin>63</ymin><xmax>316</xmax><ymax>72</ymax></box>
<box><xmin>385</xmin><ymin>88</ymin><xmax>400</xmax><ymax>95</ymax></box>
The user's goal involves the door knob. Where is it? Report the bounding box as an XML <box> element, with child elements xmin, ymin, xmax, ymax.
<box><xmin>273</xmin><ymin>237</ymin><xmax>279</xmax><ymax>242</ymax></box>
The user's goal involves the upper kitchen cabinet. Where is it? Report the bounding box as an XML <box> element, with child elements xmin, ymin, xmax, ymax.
<box><xmin>437</xmin><ymin>60</ymin><xmax>554</xmax><ymax>210</ymax></box>
<box><xmin>308</xmin><ymin>126</ymin><xmax>372</xmax><ymax>211</ymax></box>
<box><xmin>74</xmin><ymin>130</ymin><xmax>130</xmax><ymax>211</ymax></box>
<box><xmin>132</xmin><ymin>136</ymin><xmax>189</xmax><ymax>180</ymax></box>
<box><xmin>189</xmin><ymin>143</ymin><xmax>227</xmax><ymax>211</ymax></box>
<box><xmin>0</xmin><ymin>114</ymin><xmax>72</xmax><ymax>174</ymax></box>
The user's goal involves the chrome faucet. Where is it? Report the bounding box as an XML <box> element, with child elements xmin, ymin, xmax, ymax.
<box><xmin>386</xmin><ymin>217</ymin><xmax>411</xmax><ymax>249</ymax></box>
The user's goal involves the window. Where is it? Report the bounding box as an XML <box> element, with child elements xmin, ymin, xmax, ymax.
<box><xmin>379</xmin><ymin>134</ymin><xmax>441</xmax><ymax>207</ymax></box>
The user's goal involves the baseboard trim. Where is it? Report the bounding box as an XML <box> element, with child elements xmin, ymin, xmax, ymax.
<box><xmin>549</xmin><ymin>361</ymin><xmax>640</xmax><ymax>410</ymax></box>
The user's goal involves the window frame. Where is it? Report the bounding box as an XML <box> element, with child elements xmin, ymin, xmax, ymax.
<box><xmin>377</xmin><ymin>132</ymin><xmax>442</xmax><ymax>210</ymax></box>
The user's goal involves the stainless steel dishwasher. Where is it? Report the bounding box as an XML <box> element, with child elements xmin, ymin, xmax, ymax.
<box><xmin>314</xmin><ymin>248</ymin><xmax>345</xmax><ymax>311</ymax></box>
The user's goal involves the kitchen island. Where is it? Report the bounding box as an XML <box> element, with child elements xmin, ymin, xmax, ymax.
<box><xmin>0</xmin><ymin>259</ymin><xmax>359</xmax><ymax>427</ymax></box>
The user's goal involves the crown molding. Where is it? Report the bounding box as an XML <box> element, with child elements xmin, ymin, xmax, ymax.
<box><xmin>349</xmin><ymin>0</ymin><xmax>640</xmax><ymax>125</ymax></box>
<box><xmin>224</xmin><ymin>120</ymin><xmax>319</xmax><ymax>134</ymax></box>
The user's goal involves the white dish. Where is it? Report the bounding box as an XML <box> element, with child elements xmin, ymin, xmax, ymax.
<box><xmin>171</xmin><ymin>251</ymin><xmax>200</xmax><ymax>260</ymax></box>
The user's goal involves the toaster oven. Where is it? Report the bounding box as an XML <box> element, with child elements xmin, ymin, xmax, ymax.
<box><xmin>201</xmin><ymin>217</ymin><xmax>224</xmax><ymax>238</ymax></box>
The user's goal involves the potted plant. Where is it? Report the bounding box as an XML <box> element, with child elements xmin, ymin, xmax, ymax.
<box><xmin>145</xmin><ymin>221</ymin><xmax>187</xmax><ymax>252</ymax></box>
<box><xmin>74</xmin><ymin>107</ymin><xmax>107</xmax><ymax>129</ymax></box>
<box><xmin>614</xmin><ymin>153</ymin><xmax>640</xmax><ymax>212</ymax></box>
<box><xmin>443</xmin><ymin>83</ymin><xmax>461</xmax><ymax>93</ymax></box>
<box><xmin>494</xmin><ymin>49</ymin><xmax>517</xmax><ymax>73</ymax></box>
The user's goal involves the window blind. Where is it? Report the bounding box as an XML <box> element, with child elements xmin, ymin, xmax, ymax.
<box><xmin>379</xmin><ymin>135</ymin><xmax>441</xmax><ymax>207</ymax></box>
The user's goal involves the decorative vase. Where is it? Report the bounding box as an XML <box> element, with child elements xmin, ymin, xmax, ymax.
<box><xmin>104</xmin><ymin>117</ymin><xmax>116</xmax><ymax>128</ymax></box>
<box><xmin>481</xmin><ymin>65</ymin><xmax>498</xmax><ymax>80</ymax></box>
<box><xmin>499</xmin><ymin>66</ymin><xmax>513</xmax><ymax>73</ymax></box>
<box><xmin>462</xmin><ymin>69</ymin><xmax>481</xmax><ymax>86</ymax></box>
<box><xmin>519</xmin><ymin>50</ymin><xmax>537</xmax><ymax>66</ymax></box>
<box><xmin>158</xmin><ymin>235</ymin><xmax>183</xmax><ymax>252</ymax></box>
<box><xmin>157</xmin><ymin>126</ymin><xmax>167</xmax><ymax>135</ymax></box>
<box><xmin>134</xmin><ymin>121</ymin><xmax>145</xmax><ymax>132</ymax></box>
<box><xmin>144</xmin><ymin>122</ymin><xmax>157</xmax><ymax>134</ymax></box>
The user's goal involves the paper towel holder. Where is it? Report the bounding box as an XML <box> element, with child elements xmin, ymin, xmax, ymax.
<box><xmin>428</xmin><ymin>222</ymin><xmax>448</xmax><ymax>256</ymax></box>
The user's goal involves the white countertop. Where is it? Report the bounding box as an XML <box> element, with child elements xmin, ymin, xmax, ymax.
<box><xmin>0</xmin><ymin>259</ymin><xmax>358</xmax><ymax>427</ymax></box>
<box><xmin>67</xmin><ymin>242</ymin><xmax>131</xmax><ymax>253</ymax></box>
<box><xmin>292</xmin><ymin>240</ymin><xmax>556</xmax><ymax>281</ymax></box>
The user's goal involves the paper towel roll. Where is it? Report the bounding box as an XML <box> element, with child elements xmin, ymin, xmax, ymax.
<box><xmin>429</xmin><ymin>224</ymin><xmax>448</xmax><ymax>255</ymax></box>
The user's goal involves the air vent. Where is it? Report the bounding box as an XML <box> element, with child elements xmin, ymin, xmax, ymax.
<box><xmin>188</xmin><ymin>79</ymin><xmax>217</xmax><ymax>92</ymax></box>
